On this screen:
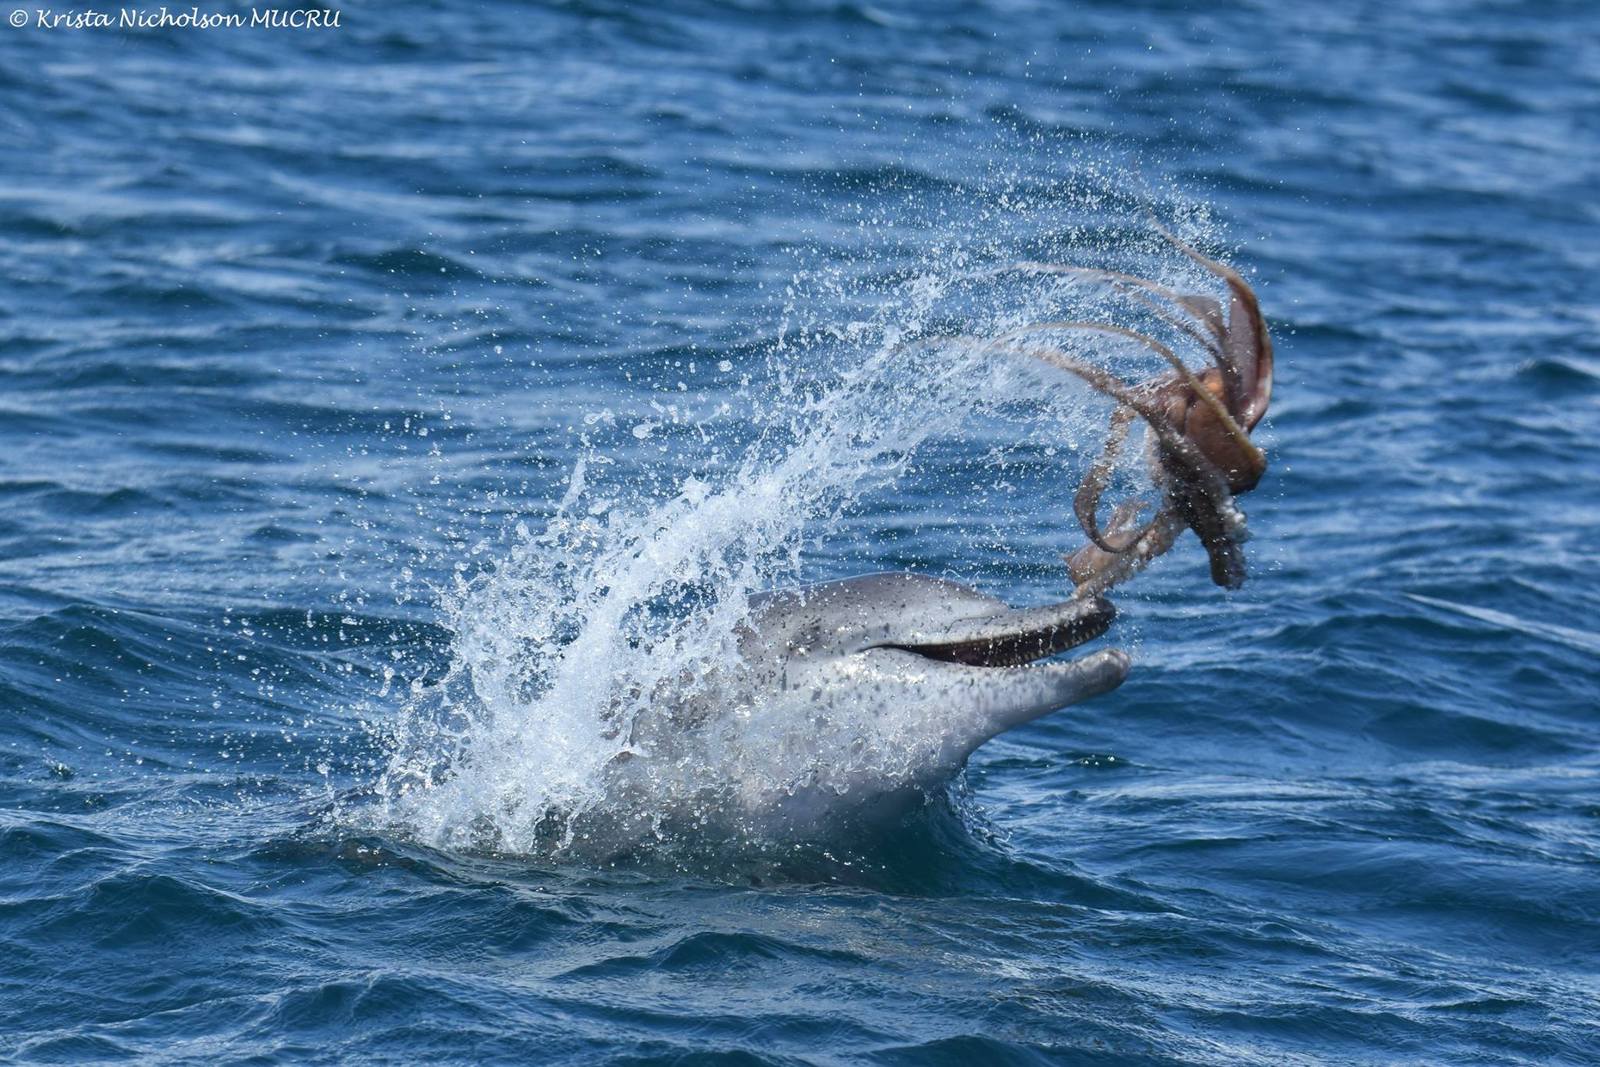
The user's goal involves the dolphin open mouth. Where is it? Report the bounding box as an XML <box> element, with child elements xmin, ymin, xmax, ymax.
<box><xmin>736</xmin><ymin>574</ymin><xmax>1129</xmax><ymax>774</ymax></box>
<box><xmin>881</xmin><ymin>596</ymin><xmax>1116</xmax><ymax>668</ymax></box>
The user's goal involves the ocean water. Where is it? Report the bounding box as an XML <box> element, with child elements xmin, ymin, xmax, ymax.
<box><xmin>3</xmin><ymin>1</ymin><xmax>1599</xmax><ymax>1063</ymax></box>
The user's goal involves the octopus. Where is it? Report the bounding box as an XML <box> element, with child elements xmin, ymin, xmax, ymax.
<box><xmin>989</xmin><ymin>226</ymin><xmax>1275</xmax><ymax>597</ymax></box>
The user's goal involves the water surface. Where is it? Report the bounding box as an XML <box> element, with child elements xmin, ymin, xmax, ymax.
<box><xmin>2</xmin><ymin>1</ymin><xmax>1598</xmax><ymax>1062</ymax></box>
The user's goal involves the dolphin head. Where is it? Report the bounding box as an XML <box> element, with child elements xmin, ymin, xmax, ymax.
<box><xmin>573</xmin><ymin>571</ymin><xmax>1131</xmax><ymax>854</ymax></box>
<box><xmin>739</xmin><ymin>572</ymin><xmax>1129</xmax><ymax>784</ymax></box>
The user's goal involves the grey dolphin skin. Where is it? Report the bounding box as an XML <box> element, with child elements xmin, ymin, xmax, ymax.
<box><xmin>597</xmin><ymin>572</ymin><xmax>1129</xmax><ymax>847</ymax></box>
<box><xmin>724</xmin><ymin>572</ymin><xmax>1127</xmax><ymax>831</ymax></box>
<box><xmin>741</xmin><ymin>572</ymin><xmax>1129</xmax><ymax>770</ymax></box>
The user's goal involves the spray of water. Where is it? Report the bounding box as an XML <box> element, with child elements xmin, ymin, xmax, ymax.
<box><xmin>365</xmin><ymin>181</ymin><xmax>1226</xmax><ymax>862</ymax></box>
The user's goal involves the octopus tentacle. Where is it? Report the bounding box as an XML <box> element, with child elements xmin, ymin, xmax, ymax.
<box><xmin>1001</xmin><ymin>262</ymin><xmax>1229</xmax><ymax>347</ymax></box>
<box><xmin>1115</xmin><ymin>286</ymin><xmax>1226</xmax><ymax>366</ymax></box>
<box><xmin>963</xmin><ymin>232</ymin><xmax>1274</xmax><ymax>596</ymax></box>
<box><xmin>992</xmin><ymin>321</ymin><xmax>1260</xmax><ymax>473</ymax></box>
<box><xmin>995</xmin><ymin>339</ymin><xmax>1253</xmax><ymax>593</ymax></box>
<box><xmin>1151</xmin><ymin>225</ymin><xmax>1274</xmax><ymax>428</ymax></box>
<box><xmin>1073</xmin><ymin>403</ymin><xmax>1135</xmax><ymax>554</ymax></box>
<box><xmin>1069</xmin><ymin>510</ymin><xmax>1185</xmax><ymax>598</ymax></box>
<box><xmin>1000</xmin><ymin>342</ymin><xmax>1238</xmax><ymax>510</ymax></box>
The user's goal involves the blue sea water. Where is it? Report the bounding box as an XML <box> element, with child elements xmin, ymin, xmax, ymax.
<box><xmin>3</xmin><ymin>0</ymin><xmax>1599</xmax><ymax>1062</ymax></box>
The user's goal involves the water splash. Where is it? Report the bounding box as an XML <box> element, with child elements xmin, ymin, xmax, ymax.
<box><xmin>366</xmin><ymin>196</ymin><xmax>1227</xmax><ymax>862</ymax></box>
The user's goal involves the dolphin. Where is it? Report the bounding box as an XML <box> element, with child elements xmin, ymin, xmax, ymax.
<box><xmin>600</xmin><ymin>572</ymin><xmax>1129</xmax><ymax>846</ymax></box>
<box><xmin>742</xmin><ymin>572</ymin><xmax>1125</xmax><ymax>732</ymax></box>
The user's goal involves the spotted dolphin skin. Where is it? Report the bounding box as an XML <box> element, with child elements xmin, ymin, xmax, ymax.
<box><xmin>748</xmin><ymin>575</ymin><xmax>1126</xmax><ymax>767</ymax></box>
<box><xmin>603</xmin><ymin>572</ymin><xmax>1130</xmax><ymax>845</ymax></box>
<box><xmin>739</xmin><ymin>572</ymin><xmax>1129</xmax><ymax>776</ymax></box>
